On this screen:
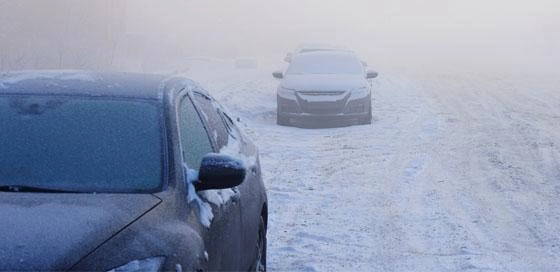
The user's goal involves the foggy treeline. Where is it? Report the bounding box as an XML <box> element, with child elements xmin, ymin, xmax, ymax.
<box><xmin>0</xmin><ymin>0</ymin><xmax>558</xmax><ymax>73</ymax></box>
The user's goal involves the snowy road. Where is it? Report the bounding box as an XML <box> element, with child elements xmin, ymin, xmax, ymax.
<box><xmin>185</xmin><ymin>63</ymin><xmax>560</xmax><ymax>271</ymax></box>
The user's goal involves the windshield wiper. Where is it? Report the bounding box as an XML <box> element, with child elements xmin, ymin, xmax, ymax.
<box><xmin>0</xmin><ymin>185</ymin><xmax>81</xmax><ymax>193</ymax></box>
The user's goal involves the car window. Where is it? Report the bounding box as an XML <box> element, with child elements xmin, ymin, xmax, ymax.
<box><xmin>193</xmin><ymin>92</ymin><xmax>229</xmax><ymax>149</ymax></box>
<box><xmin>178</xmin><ymin>95</ymin><xmax>213</xmax><ymax>169</ymax></box>
<box><xmin>287</xmin><ymin>53</ymin><xmax>364</xmax><ymax>75</ymax></box>
<box><xmin>219</xmin><ymin>110</ymin><xmax>240</xmax><ymax>140</ymax></box>
<box><xmin>0</xmin><ymin>95</ymin><xmax>163</xmax><ymax>193</ymax></box>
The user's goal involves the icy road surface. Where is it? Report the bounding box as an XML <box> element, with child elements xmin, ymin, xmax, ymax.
<box><xmin>185</xmin><ymin>62</ymin><xmax>560</xmax><ymax>271</ymax></box>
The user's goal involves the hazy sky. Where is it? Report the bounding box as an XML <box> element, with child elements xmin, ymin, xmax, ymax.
<box><xmin>125</xmin><ymin>0</ymin><xmax>559</xmax><ymax>71</ymax></box>
<box><xmin>1</xmin><ymin>0</ymin><xmax>557</xmax><ymax>72</ymax></box>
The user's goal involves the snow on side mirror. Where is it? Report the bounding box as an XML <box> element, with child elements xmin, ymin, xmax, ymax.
<box><xmin>196</xmin><ymin>153</ymin><xmax>246</xmax><ymax>191</ymax></box>
<box><xmin>366</xmin><ymin>70</ymin><xmax>378</xmax><ymax>79</ymax></box>
<box><xmin>272</xmin><ymin>71</ymin><xmax>284</xmax><ymax>79</ymax></box>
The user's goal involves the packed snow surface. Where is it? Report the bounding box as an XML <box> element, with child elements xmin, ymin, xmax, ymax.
<box><xmin>184</xmin><ymin>61</ymin><xmax>560</xmax><ymax>271</ymax></box>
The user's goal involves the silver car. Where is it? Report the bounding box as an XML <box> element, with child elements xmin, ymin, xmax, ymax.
<box><xmin>273</xmin><ymin>51</ymin><xmax>378</xmax><ymax>128</ymax></box>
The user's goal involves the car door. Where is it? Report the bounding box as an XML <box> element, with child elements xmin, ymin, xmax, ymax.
<box><xmin>217</xmin><ymin>108</ymin><xmax>265</xmax><ymax>268</ymax></box>
<box><xmin>196</xmin><ymin>93</ymin><xmax>265</xmax><ymax>269</ymax></box>
<box><xmin>177</xmin><ymin>93</ymin><xmax>242</xmax><ymax>270</ymax></box>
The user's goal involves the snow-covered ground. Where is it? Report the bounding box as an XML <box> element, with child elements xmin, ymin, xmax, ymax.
<box><xmin>183</xmin><ymin>61</ymin><xmax>560</xmax><ymax>271</ymax></box>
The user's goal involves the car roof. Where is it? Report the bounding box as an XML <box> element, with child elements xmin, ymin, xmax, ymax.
<box><xmin>0</xmin><ymin>70</ymin><xmax>192</xmax><ymax>99</ymax></box>
<box><xmin>295</xmin><ymin>43</ymin><xmax>349</xmax><ymax>52</ymax></box>
<box><xmin>292</xmin><ymin>50</ymin><xmax>360</xmax><ymax>60</ymax></box>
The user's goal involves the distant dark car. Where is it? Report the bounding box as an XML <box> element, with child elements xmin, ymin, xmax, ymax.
<box><xmin>273</xmin><ymin>51</ymin><xmax>378</xmax><ymax>128</ymax></box>
<box><xmin>0</xmin><ymin>71</ymin><xmax>268</xmax><ymax>271</ymax></box>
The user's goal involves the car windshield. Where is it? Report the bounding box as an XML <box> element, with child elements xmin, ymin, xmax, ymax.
<box><xmin>286</xmin><ymin>53</ymin><xmax>363</xmax><ymax>75</ymax></box>
<box><xmin>0</xmin><ymin>95</ymin><xmax>163</xmax><ymax>193</ymax></box>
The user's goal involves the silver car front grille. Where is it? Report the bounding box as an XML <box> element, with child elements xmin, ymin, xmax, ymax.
<box><xmin>298</xmin><ymin>91</ymin><xmax>346</xmax><ymax>96</ymax></box>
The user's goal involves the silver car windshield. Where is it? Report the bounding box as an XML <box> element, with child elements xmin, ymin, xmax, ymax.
<box><xmin>287</xmin><ymin>53</ymin><xmax>364</xmax><ymax>75</ymax></box>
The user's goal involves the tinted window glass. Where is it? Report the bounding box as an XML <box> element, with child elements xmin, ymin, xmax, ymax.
<box><xmin>0</xmin><ymin>95</ymin><xmax>162</xmax><ymax>193</ymax></box>
<box><xmin>193</xmin><ymin>93</ymin><xmax>229</xmax><ymax>149</ymax></box>
<box><xmin>220</xmin><ymin>111</ymin><xmax>241</xmax><ymax>140</ymax></box>
<box><xmin>178</xmin><ymin>95</ymin><xmax>213</xmax><ymax>168</ymax></box>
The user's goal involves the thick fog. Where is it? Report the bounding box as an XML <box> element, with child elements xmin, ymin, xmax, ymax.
<box><xmin>1</xmin><ymin>2</ymin><xmax>560</xmax><ymax>271</ymax></box>
<box><xmin>0</xmin><ymin>0</ymin><xmax>558</xmax><ymax>73</ymax></box>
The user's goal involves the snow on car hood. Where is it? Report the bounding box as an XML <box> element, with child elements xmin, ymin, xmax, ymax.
<box><xmin>281</xmin><ymin>74</ymin><xmax>368</xmax><ymax>91</ymax></box>
<box><xmin>0</xmin><ymin>70</ymin><xmax>96</xmax><ymax>89</ymax></box>
<box><xmin>0</xmin><ymin>193</ymin><xmax>161</xmax><ymax>271</ymax></box>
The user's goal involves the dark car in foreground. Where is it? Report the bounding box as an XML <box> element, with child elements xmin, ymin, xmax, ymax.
<box><xmin>273</xmin><ymin>51</ymin><xmax>378</xmax><ymax>128</ymax></box>
<box><xmin>0</xmin><ymin>71</ymin><xmax>268</xmax><ymax>271</ymax></box>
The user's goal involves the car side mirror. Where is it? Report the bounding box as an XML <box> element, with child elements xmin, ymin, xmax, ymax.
<box><xmin>366</xmin><ymin>70</ymin><xmax>378</xmax><ymax>79</ymax></box>
<box><xmin>272</xmin><ymin>71</ymin><xmax>284</xmax><ymax>79</ymax></box>
<box><xmin>196</xmin><ymin>153</ymin><xmax>246</xmax><ymax>191</ymax></box>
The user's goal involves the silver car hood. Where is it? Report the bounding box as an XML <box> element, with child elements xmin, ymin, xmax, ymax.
<box><xmin>0</xmin><ymin>193</ymin><xmax>161</xmax><ymax>271</ymax></box>
<box><xmin>281</xmin><ymin>74</ymin><xmax>367</xmax><ymax>91</ymax></box>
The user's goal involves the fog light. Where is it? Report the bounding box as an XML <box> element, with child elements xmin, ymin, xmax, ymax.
<box><xmin>347</xmin><ymin>104</ymin><xmax>365</xmax><ymax>113</ymax></box>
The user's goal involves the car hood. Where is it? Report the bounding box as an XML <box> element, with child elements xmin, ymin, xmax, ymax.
<box><xmin>0</xmin><ymin>193</ymin><xmax>161</xmax><ymax>271</ymax></box>
<box><xmin>281</xmin><ymin>74</ymin><xmax>367</xmax><ymax>91</ymax></box>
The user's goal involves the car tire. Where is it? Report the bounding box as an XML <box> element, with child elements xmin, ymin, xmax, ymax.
<box><xmin>252</xmin><ymin>217</ymin><xmax>267</xmax><ymax>272</ymax></box>
<box><xmin>277</xmin><ymin>113</ymin><xmax>289</xmax><ymax>126</ymax></box>
<box><xmin>360</xmin><ymin>107</ymin><xmax>372</xmax><ymax>125</ymax></box>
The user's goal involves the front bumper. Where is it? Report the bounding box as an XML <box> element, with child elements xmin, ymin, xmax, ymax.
<box><xmin>278</xmin><ymin>112</ymin><xmax>370</xmax><ymax>128</ymax></box>
<box><xmin>277</xmin><ymin>92</ymin><xmax>371</xmax><ymax>128</ymax></box>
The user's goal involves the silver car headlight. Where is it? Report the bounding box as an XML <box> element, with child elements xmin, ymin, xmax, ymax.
<box><xmin>349</xmin><ymin>87</ymin><xmax>370</xmax><ymax>99</ymax></box>
<box><xmin>107</xmin><ymin>256</ymin><xmax>166</xmax><ymax>272</ymax></box>
<box><xmin>277</xmin><ymin>87</ymin><xmax>297</xmax><ymax>99</ymax></box>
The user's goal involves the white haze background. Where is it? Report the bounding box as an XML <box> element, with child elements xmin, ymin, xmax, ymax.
<box><xmin>128</xmin><ymin>0</ymin><xmax>560</xmax><ymax>73</ymax></box>
<box><xmin>1</xmin><ymin>1</ymin><xmax>560</xmax><ymax>271</ymax></box>
<box><xmin>0</xmin><ymin>0</ymin><xmax>558</xmax><ymax>73</ymax></box>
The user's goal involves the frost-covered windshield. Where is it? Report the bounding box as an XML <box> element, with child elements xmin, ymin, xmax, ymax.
<box><xmin>287</xmin><ymin>53</ymin><xmax>364</xmax><ymax>75</ymax></box>
<box><xmin>0</xmin><ymin>95</ymin><xmax>163</xmax><ymax>193</ymax></box>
